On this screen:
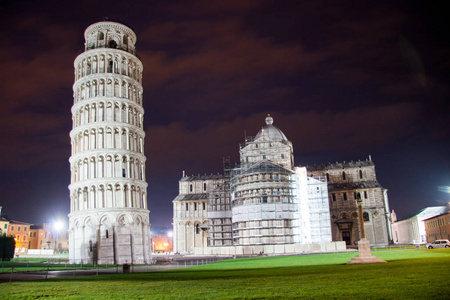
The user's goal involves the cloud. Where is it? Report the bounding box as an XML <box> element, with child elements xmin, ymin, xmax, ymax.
<box><xmin>0</xmin><ymin>22</ymin><xmax>77</xmax><ymax>111</ymax></box>
<box><xmin>146</xmin><ymin>102</ymin><xmax>422</xmax><ymax>176</ymax></box>
<box><xmin>284</xmin><ymin>102</ymin><xmax>423</xmax><ymax>154</ymax></box>
<box><xmin>163</xmin><ymin>0</ymin><xmax>261</xmax><ymax>17</ymax></box>
<box><xmin>139</xmin><ymin>18</ymin><xmax>326</xmax><ymax>90</ymax></box>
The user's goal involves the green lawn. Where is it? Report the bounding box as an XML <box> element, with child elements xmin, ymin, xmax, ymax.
<box><xmin>1</xmin><ymin>249</ymin><xmax>449</xmax><ymax>299</ymax></box>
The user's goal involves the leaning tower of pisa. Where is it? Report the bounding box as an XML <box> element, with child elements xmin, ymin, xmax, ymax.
<box><xmin>68</xmin><ymin>21</ymin><xmax>151</xmax><ymax>264</ymax></box>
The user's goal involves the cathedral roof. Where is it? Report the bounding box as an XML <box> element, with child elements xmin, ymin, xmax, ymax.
<box><xmin>173</xmin><ymin>193</ymin><xmax>209</xmax><ymax>202</ymax></box>
<box><xmin>243</xmin><ymin>160</ymin><xmax>294</xmax><ymax>174</ymax></box>
<box><xmin>327</xmin><ymin>180</ymin><xmax>381</xmax><ymax>192</ymax></box>
<box><xmin>306</xmin><ymin>158</ymin><xmax>374</xmax><ymax>171</ymax></box>
<box><xmin>254</xmin><ymin>115</ymin><xmax>288</xmax><ymax>143</ymax></box>
<box><xmin>180</xmin><ymin>174</ymin><xmax>224</xmax><ymax>181</ymax></box>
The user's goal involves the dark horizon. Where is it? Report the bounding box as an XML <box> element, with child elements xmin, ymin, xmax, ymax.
<box><xmin>0</xmin><ymin>0</ymin><xmax>449</xmax><ymax>230</ymax></box>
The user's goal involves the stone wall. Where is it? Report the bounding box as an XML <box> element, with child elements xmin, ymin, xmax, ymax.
<box><xmin>193</xmin><ymin>241</ymin><xmax>346</xmax><ymax>256</ymax></box>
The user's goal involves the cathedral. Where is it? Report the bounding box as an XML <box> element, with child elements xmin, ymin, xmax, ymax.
<box><xmin>68</xmin><ymin>21</ymin><xmax>151</xmax><ymax>264</ymax></box>
<box><xmin>173</xmin><ymin>115</ymin><xmax>391</xmax><ymax>254</ymax></box>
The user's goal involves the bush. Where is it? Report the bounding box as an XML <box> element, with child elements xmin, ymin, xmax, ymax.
<box><xmin>0</xmin><ymin>234</ymin><xmax>15</xmax><ymax>261</ymax></box>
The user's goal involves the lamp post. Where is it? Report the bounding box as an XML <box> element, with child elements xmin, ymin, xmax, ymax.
<box><xmin>167</xmin><ymin>231</ymin><xmax>173</xmax><ymax>253</ymax></box>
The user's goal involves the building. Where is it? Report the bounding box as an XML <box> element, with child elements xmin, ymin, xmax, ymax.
<box><xmin>29</xmin><ymin>223</ymin><xmax>69</xmax><ymax>253</ymax></box>
<box><xmin>68</xmin><ymin>21</ymin><xmax>151</xmax><ymax>264</ymax></box>
<box><xmin>8</xmin><ymin>220</ymin><xmax>32</xmax><ymax>255</ymax></box>
<box><xmin>173</xmin><ymin>115</ymin><xmax>392</xmax><ymax>254</ymax></box>
<box><xmin>0</xmin><ymin>206</ymin><xmax>9</xmax><ymax>235</ymax></box>
<box><xmin>0</xmin><ymin>217</ymin><xmax>8</xmax><ymax>236</ymax></box>
<box><xmin>173</xmin><ymin>116</ymin><xmax>334</xmax><ymax>254</ymax></box>
<box><xmin>424</xmin><ymin>211</ymin><xmax>450</xmax><ymax>242</ymax></box>
<box><xmin>174</xmin><ymin>174</ymin><xmax>227</xmax><ymax>252</ymax></box>
<box><xmin>150</xmin><ymin>226</ymin><xmax>173</xmax><ymax>253</ymax></box>
<box><xmin>392</xmin><ymin>206</ymin><xmax>450</xmax><ymax>244</ymax></box>
<box><xmin>151</xmin><ymin>235</ymin><xmax>173</xmax><ymax>253</ymax></box>
<box><xmin>307</xmin><ymin>159</ymin><xmax>391</xmax><ymax>246</ymax></box>
<box><xmin>28</xmin><ymin>225</ymin><xmax>44</xmax><ymax>250</ymax></box>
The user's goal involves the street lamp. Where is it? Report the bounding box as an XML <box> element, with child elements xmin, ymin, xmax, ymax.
<box><xmin>53</xmin><ymin>221</ymin><xmax>64</xmax><ymax>253</ymax></box>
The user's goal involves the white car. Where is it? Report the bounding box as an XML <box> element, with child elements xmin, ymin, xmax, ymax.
<box><xmin>426</xmin><ymin>239</ymin><xmax>450</xmax><ymax>249</ymax></box>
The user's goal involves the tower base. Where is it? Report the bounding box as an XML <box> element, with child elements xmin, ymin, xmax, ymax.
<box><xmin>347</xmin><ymin>239</ymin><xmax>386</xmax><ymax>264</ymax></box>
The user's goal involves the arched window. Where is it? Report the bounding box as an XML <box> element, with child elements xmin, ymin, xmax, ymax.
<box><xmin>196</xmin><ymin>224</ymin><xmax>200</xmax><ymax>234</ymax></box>
<box><xmin>359</xmin><ymin>170</ymin><xmax>363</xmax><ymax>179</ymax></box>
<box><xmin>363</xmin><ymin>212</ymin><xmax>370</xmax><ymax>222</ymax></box>
<box><xmin>108</xmin><ymin>40</ymin><xmax>117</xmax><ymax>48</ymax></box>
<box><xmin>342</xmin><ymin>171</ymin><xmax>346</xmax><ymax>180</ymax></box>
<box><xmin>326</xmin><ymin>173</ymin><xmax>329</xmax><ymax>181</ymax></box>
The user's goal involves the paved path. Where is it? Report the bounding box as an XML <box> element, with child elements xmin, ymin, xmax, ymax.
<box><xmin>0</xmin><ymin>256</ymin><xmax>226</xmax><ymax>283</ymax></box>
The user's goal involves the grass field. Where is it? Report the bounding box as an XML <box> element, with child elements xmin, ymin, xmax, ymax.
<box><xmin>1</xmin><ymin>249</ymin><xmax>449</xmax><ymax>299</ymax></box>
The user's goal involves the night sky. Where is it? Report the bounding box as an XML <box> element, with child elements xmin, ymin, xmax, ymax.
<box><xmin>0</xmin><ymin>1</ymin><xmax>448</xmax><ymax>230</ymax></box>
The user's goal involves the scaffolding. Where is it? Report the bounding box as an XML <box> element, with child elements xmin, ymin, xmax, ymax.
<box><xmin>207</xmin><ymin>175</ymin><xmax>232</xmax><ymax>247</ymax></box>
<box><xmin>230</xmin><ymin>161</ymin><xmax>300</xmax><ymax>245</ymax></box>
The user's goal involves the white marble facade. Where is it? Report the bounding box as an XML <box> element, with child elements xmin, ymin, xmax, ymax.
<box><xmin>69</xmin><ymin>21</ymin><xmax>151</xmax><ymax>264</ymax></box>
<box><xmin>173</xmin><ymin>115</ymin><xmax>392</xmax><ymax>253</ymax></box>
<box><xmin>173</xmin><ymin>116</ymin><xmax>332</xmax><ymax>253</ymax></box>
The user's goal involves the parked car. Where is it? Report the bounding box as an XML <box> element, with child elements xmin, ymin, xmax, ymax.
<box><xmin>426</xmin><ymin>239</ymin><xmax>450</xmax><ymax>249</ymax></box>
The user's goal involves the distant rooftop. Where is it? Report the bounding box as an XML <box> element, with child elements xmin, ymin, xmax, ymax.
<box><xmin>9</xmin><ymin>220</ymin><xmax>33</xmax><ymax>225</ymax></box>
<box><xmin>30</xmin><ymin>224</ymin><xmax>44</xmax><ymax>230</ymax></box>
<box><xmin>423</xmin><ymin>211</ymin><xmax>450</xmax><ymax>222</ymax></box>
<box><xmin>397</xmin><ymin>206</ymin><xmax>450</xmax><ymax>222</ymax></box>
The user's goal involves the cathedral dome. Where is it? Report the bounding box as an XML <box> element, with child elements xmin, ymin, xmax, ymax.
<box><xmin>255</xmin><ymin>115</ymin><xmax>288</xmax><ymax>142</ymax></box>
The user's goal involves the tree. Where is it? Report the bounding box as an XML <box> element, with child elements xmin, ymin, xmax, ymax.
<box><xmin>0</xmin><ymin>234</ymin><xmax>15</xmax><ymax>261</ymax></box>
